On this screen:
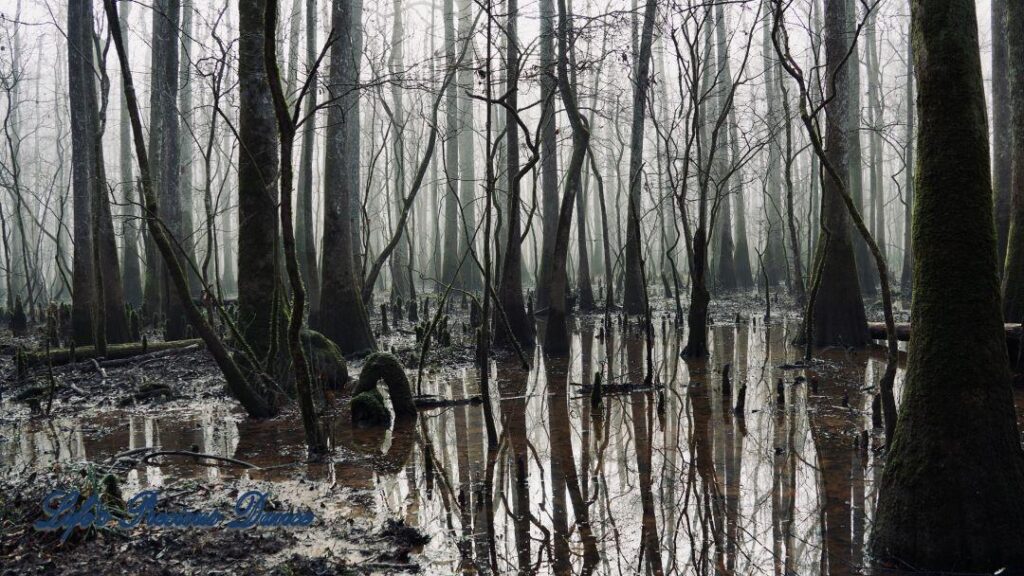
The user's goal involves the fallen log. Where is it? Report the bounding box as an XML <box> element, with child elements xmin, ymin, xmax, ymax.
<box><xmin>867</xmin><ymin>322</ymin><xmax>1021</xmax><ymax>342</ymax></box>
<box><xmin>25</xmin><ymin>339</ymin><xmax>202</xmax><ymax>367</ymax></box>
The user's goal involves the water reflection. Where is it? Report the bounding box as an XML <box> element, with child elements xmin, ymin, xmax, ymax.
<box><xmin>1</xmin><ymin>319</ymin><xmax>920</xmax><ymax>575</ymax></box>
<box><xmin>412</xmin><ymin>320</ymin><xmax>900</xmax><ymax>575</ymax></box>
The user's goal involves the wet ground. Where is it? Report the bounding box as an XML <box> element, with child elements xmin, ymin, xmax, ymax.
<box><xmin>0</xmin><ymin>297</ymin><xmax>1005</xmax><ymax>575</ymax></box>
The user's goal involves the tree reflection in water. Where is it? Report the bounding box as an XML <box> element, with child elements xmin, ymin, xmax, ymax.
<box><xmin>409</xmin><ymin>318</ymin><xmax>894</xmax><ymax>575</ymax></box>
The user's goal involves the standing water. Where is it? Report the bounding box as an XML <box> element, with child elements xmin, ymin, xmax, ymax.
<box><xmin>4</xmin><ymin>317</ymin><xmax>961</xmax><ymax>575</ymax></box>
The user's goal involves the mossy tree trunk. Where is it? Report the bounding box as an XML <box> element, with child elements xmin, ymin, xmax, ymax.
<box><xmin>872</xmin><ymin>0</ymin><xmax>1024</xmax><ymax>569</ymax></box>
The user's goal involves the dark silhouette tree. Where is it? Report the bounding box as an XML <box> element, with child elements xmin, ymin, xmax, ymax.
<box><xmin>872</xmin><ymin>0</ymin><xmax>1024</xmax><ymax>569</ymax></box>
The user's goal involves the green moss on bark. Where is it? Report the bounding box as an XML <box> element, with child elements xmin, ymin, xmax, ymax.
<box><xmin>350</xmin><ymin>389</ymin><xmax>391</xmax><ymax>428</ymax></box>
<box><xmin>301</xmin><ymin>330</ymin><xmax>348</xmax><ymax>390</ymax></box>
<box><xmin>871</xmin><ymin>0</ymin><xmax>1024</xmax><ymax>570</ymax></box>
<box><xmin>351</xmin><ymin>352</ymin><xmax>416</xmax><ymax>420</ymax></box>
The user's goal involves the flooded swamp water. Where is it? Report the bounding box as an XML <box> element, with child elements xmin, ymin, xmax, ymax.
<box><xmin>3</xmin><ymin>311</ymin><xmax>1020</xmax><ymax>575</ymax></box>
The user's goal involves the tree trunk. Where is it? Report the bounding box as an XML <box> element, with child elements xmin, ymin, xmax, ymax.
<box><xmin>1003</xmin><ymin>1</ymin><xmax>1024</xmax><ymax>327</ymax></box>
<box><xmin>149</xmin><ymin>0</ymin><xmax>189</xmax><ymax>340</ymax></box>
<box><xmin>761</xmin><ymin>9</ymin><xmax>787</xmax><ymax>287</ymax></box>
<box><xmin>535</xmin><ymin>0</ymin><xmax>558</xmax><ymax>312</ymax></box>
<box><xmin>495</xmin><ymin>0</ymin><xmax>534</xmax><ymax>348</ymax></box>
<box><xmin>683</xmin><ymin>228</ymin><xmax>711</xmax><ymax>357</ymax></box>
<box><xmin>456</xmin><ymin>0</ymin><xmax>480</xmax><ymax>292</ymax></box>
<box><xmin>238</xmin><ymin>0</ymin><xmax>283</xmax><ymax>366</ymax></box>
<box><xmin>441</xmin><ymin>0</ymin><xmax>461</xmax><ymax>288</ymax></box>
<box><xmin>866</xmin><ymin>9</ymin><xmax>886</xmax><ymax>275</ymax></box>
<box><xmin>720</xmin><ymin>6</ymin><xmax>754</xmax><ymax>291</ymax></box>
<box><xmin>995</xmin><ymin>0</ymin><xmax>1013</xmax><ymax>269</ymax></box>
<box><xmin>899</xmin><ymin>34</ymin><xmax>914</xmax><ymax>297</ymax></box>
<box><xmin>575</xmin><ymin>155</ymin><xmax>595</xmax><ymax>310</ymax></box>
<box><xmin>68</xmin><ymin>0</ymin><xmax>95</xmax><ymax>346</ymax></box>
<box><xmin>179</xmin><ymin>0</ymin><xmax>200</xmax><ymax>299</ymax></box>
<box><xmin>873</xmin><ymin>0</ymin><xmax>1024</xmax><ymax>569</ymax></box>
<box><xmin>296</xmin><ymin>0</ymin><xmax>320</xmax><ymax>319</ymax></box>
<box><xmin>118</xmin><ymin>2</ymin><xmax>142</xmax><ymax>310</ymax></box>
<box><xmin>809</xmin><ymin>0</ymin><xmax>868</xmax><ymax>348</ymax></box>
<box><xmin>622</xmin><ymin>0</ymin><xmax>657</xmax><ymax>314</ymax></box>
<box><xmin>319</xmin><ymin>0</ymin><xmax>376</xmax><ymax>355</ymax></box>
<box><xmin>543</xmin><ymin>0</ymin><xmax>589</xmax><ymax>354</ymax></box>
<box><xmin>712</xmin><ymin>4</ymin><xmax>736</xmax><ymax>293</ymax></box>
<box><xmin>347</xmin><ymin>0</ymin><xmax>364</xmax><ymax>274</ymax></box>
<box><xmin>389</xmin><ymin>0</ymin><xmax>414</xmax><ymax>301</ymax></box>
<box><xmin>846</xmin><ymin>0</ymin><xmax>875</xmax><ymax>298</ymax></box>
<box><xmin>68</xmin><ymin>0</ymin><xmax>129</xmax><ymax>346</ymax></box>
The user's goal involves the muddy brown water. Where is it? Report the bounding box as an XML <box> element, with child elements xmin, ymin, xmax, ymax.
<box><xmin>3</xmin><ymin>318</ymin><xmax>1016</xmax><ymax>575</ymax></box>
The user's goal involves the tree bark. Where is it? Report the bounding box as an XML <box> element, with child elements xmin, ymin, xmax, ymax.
<box><xmin>495</xmin><ymin>0</ymin><xmax>534</xmax><ymax>348</ymax></box>
<box><xmin>542</xmin><ymin>0</ymin><xmax>590</xmax><ymax>354</ymax></box>
<box><xmin>238</xmin><ymin>0</ymin><xmax>285</xmax><ymax>367</ymax></box>
<box><xmin>1003</xmin><ymin>1</ymin><xmax>1024</xmax><ymax>327</ymax></box>
<box><xmin>622</xmin><ymin>0</ymin><xmax>657</xmax><ymax>314</ymax></box>
<box><xmin>809</xmin><ymin>0</ymin><xmax>868</xmax><ymax>348</ymax></box>
<box><xmin>319</xmin><ymin>0</ymin><xmax>376</xmax><ymax>355</ymax></box>
<box><xmin>899</xmin><ymin>33</ymin><xmax>914</xmax><ymax>297</ymax></box>
<box><xmin>873</xmin><ymin>0</ymin><xmax>1024</xmax><ymax>570</ymax></box>
<box><xmin>995</xmin><ymin>0</ymin><xmax>1013</xmax><ymax>269</ymax></box>
<box><xmin>846</xmin><ymin>0</ymin><xmax>875</xmax><ymax>298</ymax></box>
<box><xmin>535</xmin><ymin>0</ymin><xmax>558</xmax><ymax>312</ymax></box>
<box><xmin>118</xmin><ymin>2</ymin><xmax>142</xmax><ymax>310</ymax></box>
<box><xmin>441</xmin><ymin>0</ymin><xmax>461</xmax><ymax>288</ymax></box>
<box><xmin>296</xmin><ymin>0</ymin><xmax>321</xmax><ymax>319</ymax></box>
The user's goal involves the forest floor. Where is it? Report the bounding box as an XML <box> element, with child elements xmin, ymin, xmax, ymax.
<box><xmin>0</xmin><ymin>305</ymin><xmax>463</xmax><ymax>575</ymax></box>
<box><xmin>0</xmin><ymin>290</ymin><xmax>901</xmax><ymax>575</ymax></box>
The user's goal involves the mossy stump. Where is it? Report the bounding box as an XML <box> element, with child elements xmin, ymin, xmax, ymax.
<box><xmin>349</xmin><ymin>352</ymin><xmax>417</xmax><ymax>427</ymax></box>
<box><xmin>301</xmin><ymin>330</ymin><xmax>349</xmax><ymax>391</ymax></box>
<box><xmin>351</xmin><ymin>389</ymin><xmax>391</xmax><ymax>428</ymax></box>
